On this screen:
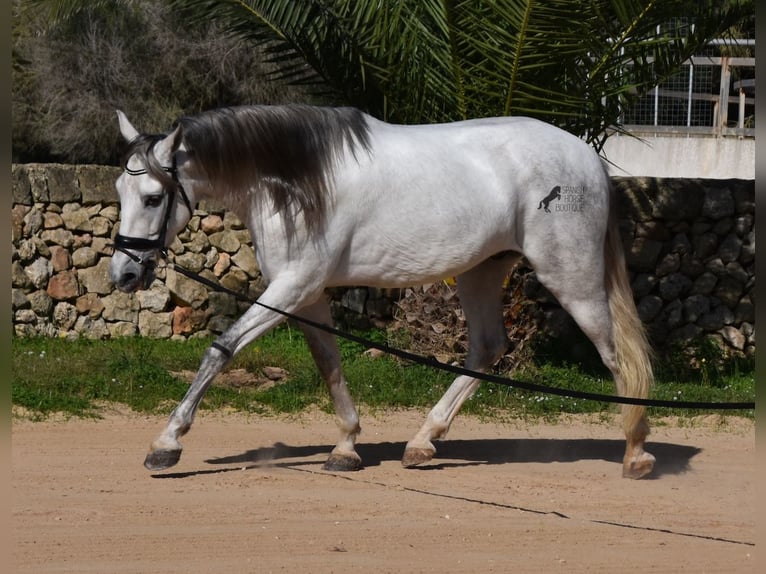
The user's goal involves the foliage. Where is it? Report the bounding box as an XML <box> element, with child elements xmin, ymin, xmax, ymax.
<box><xmin>13</xmin><ymin>0</ymin><xmax>310</xmax><ymax>164</ymax></box>
<box><xmin>12</xmin><ymin>337</ymin><xmax>195</xmax><ymax>418</ymax></box>
<box><xmin>16</xmin><ymin>0</ymin><xmax>753</xmax><ymax>164</ymax></box>
<box><xmin>161</xmin><ymin>0</ymin><xmax>753</xmax><ymax>150</ymax></box>
<box><xmin>12</xmin><ymin>328</ymin><xmax>754</xmax><ymax>421</ymax></box>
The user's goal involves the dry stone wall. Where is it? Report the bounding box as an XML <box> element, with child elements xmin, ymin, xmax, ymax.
<box><xmin>615</xmin><ymin>177</ymin><xmax>754</xmax><ymax>356</ymax></box>
<box><xmin>11</xmin><ymin>164</ymin><xmax>754</xmax><ymax>357</ymax></box>
<box><xmin>12</xmin><ymin>163</ymin><xmax>266</xmax><ymax>341</ymax></box>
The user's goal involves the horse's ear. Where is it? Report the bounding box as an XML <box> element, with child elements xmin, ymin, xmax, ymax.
<box><xmin>153</xmin><ymin>123</ymin><xmax>184</xmax><ymax>162</ymax></box>
<box><xmin>116</xmin><ymin>110</ymin><xmax>140</xmax><ymax>142</ymax></box>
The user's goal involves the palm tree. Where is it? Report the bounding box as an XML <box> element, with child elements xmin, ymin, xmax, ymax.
<box><xmin>30</xmin><ymin>0</ymin><xmax>752</xmax><ymax>150</ymax></box>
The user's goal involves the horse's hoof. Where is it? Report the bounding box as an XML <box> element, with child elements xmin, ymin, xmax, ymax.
<box><xmin>144</xmin><ymin>449</ymin><xmax>182</xmax><ymax>471</ymax></box>
<box><xmin>622</xmin><ymin>451</ymin><xmax>656</xmax><ymax>479</ymax></box>
<box><xmin>401</xmin><ymin>446</ymin><xmax>435</xmax><ymax>468</ymax></box>
<box><xmin>323</xmin><ymin>453</ymin><xmax>363</xmax><ymax>472</ymax></box>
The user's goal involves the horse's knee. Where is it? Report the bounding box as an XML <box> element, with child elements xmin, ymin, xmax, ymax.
<box><xmin>468</xmin><ymin>334</ymin><xmax>508</xmax><ymax>369</ymax></box>
<box><xmin>490</xmin><ymin>337</ymin><xmax>509</xmax><ymax>364</ymax></box>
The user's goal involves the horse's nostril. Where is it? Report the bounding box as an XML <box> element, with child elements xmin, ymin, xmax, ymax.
<box><xmin>118</xmin><ymin>272</ymin><xmax>140</xmax><ymax>292</ymax></box>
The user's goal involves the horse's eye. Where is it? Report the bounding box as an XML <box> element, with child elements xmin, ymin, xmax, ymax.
<box><xmin>144</xmin><ymin>195</ymin><xmax>164</xmax><ymax>208</ymax></box>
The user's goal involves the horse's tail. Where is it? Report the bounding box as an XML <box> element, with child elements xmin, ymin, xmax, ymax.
<box><xmin>603</xmin><ymin>187</ymin><xmax>654</xmax><ymax>435</ymax></box>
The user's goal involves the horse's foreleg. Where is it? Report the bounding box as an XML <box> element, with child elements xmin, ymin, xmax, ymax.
<box><xmin>144</xmin><ymin>345</ymin><xmax>231</xmax><ymax>470</ymax></box>
<box><xmin>295</xmin><ymin>299</ymin><xmax>362</xmax><ymax>471</ymax></box>
<box><xmin>144</xmin><ymin>280</ymin><xmax>315</xmax><ymax>471</ymax></box>
<box><xmin>403</xmin><ymin>255</ymin><xmax>518</xmax><ymax>467</ymax></box>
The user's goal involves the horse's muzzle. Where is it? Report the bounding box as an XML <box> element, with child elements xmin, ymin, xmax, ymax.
<box><xmin>109</xmin><ymin>253</ymin><xmax>158</xmax><ymax>292</ymax></box>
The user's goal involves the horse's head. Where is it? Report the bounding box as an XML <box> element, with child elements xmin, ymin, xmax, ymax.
<box><xmin>110</xmin><ymin>111</ymin><xmax>195</xmax><ymax>292</ymax></box>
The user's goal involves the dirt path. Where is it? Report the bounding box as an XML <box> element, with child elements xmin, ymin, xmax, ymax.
<box><xmin>12</xmin><ymin>408</ymin><xmax>755</xmax><ymax>573</ymax></box>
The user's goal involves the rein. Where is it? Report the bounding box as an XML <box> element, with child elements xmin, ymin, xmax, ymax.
<box><xmin>113</xmin><ymin>154</ymin><xmax>194</xmax><ymax>265</ymax></box>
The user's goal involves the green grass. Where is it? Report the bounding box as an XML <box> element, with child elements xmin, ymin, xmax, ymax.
<box><xmin>11</xmin><ymin>326</ymin><xmax>754</xmax><ymax>421</ymax></box>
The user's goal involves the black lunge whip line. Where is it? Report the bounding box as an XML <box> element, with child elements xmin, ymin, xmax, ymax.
<box><xmin>169</xmin><ymin>261</ymin><xmax>754</xmax><ymax>411</ymax></box>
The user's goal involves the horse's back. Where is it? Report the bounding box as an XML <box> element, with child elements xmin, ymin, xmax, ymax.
<box><xmin>363</xmin><ymin>116</ymin><xmax>608</xmax><ymax>228</ymax></box>
<box><xmin>364</xmin><ymin>115</ymin><xmax>607</xmax><ymax>211</ymax></box>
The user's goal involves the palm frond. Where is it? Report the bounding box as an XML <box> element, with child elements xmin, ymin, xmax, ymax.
<box><xmin>33</xmin><ymin>0</ymin><xmax>753</xmax><ymax>141</ymax></box>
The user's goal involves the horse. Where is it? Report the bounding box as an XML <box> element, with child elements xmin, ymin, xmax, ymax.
<box><xmin>109</xmin><ymin>104</ymin><xmax>656</xmax><ymax>479</ymax></box>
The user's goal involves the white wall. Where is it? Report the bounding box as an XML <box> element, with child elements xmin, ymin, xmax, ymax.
<box><xmin>602</xmin><ymin>134</ymin><xmax>755</xmax><ymax>179</ymax></box>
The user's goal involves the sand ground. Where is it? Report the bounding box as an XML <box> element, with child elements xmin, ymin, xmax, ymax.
<box><xmin>12</xmin><ymin>407</ymin><xmax>755</xmax><ymax>573</ymax></box>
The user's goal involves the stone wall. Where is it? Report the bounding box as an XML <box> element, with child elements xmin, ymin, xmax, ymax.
<box><xmin>11</xmin><ymin>164</ymin><xmax>754</xmax><ymax>356</ymax></box>
<box><xmin>11</xmin><ymin>163</ymin><xmax>266</xmax><ymax>341</ymax></box>
<box><xmin>614</xmin><ymin>177</ymin><xmax>754</xmax><ymax>356</ymax></box>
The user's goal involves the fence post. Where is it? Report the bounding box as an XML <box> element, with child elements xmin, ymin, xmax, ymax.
<box><xmin>738</xmin><ymin>87</ymin><xmax>746</xmax><ymax>132</ymax></box>
<box><xmin>716</xmin><ymin>56</ymin><xmax>731</xmax><ymax>132</ymax></box>
<box><xmin>686</xmin><ymin>62</ymin><xmax>694</xmax><ymax>128</ymax></box>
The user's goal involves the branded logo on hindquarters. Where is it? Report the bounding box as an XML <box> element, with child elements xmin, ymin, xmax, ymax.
<box><xmin>537</xmin><ymin>186</ymin><xmax>561</xmax><ymax>212</ymax></box>
<box><xmin>537</xmin><ymin>185</ymin><xmax>585</xmax><ymax>213</ymax></box>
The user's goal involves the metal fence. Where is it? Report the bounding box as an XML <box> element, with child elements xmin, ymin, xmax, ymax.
<box><xmin>620</xmin><ymin>38</ymin><xmax>755</xmax><ymax>137</ymax></box>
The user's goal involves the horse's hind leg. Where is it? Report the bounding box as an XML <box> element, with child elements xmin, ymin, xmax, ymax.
<box><xmin>402</xmin><ymin>253</ymin><xmax>520</xmax><ymax>467</ymax></box>
<box><xmin>528</xmin><ymin>251</ymin><xmax>654</xmax><ymax>479</ymax></box>
<box><xmin>295</xmin><ymin>299</ymin><xmax>363</xmax><ymax>471</ymax></box>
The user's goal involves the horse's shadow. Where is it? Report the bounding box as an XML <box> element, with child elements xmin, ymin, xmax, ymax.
<box><xmin>154</xmin><ymin>438</ymin><xmax>700</xmax><ymax>479</ymax></box>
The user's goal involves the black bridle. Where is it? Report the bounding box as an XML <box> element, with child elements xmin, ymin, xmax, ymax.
<box><xmin>112</xmin><ymin>154</ymin><xmax>194</xmax><ymax>266</ymax></box>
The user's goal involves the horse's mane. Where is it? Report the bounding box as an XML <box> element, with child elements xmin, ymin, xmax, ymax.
<box><xmin>123</xmin><ymin>105</ymin><xmax>372</xmax><ymax>229</ymax></box>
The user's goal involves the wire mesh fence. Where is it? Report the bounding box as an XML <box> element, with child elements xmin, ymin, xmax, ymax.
<box><xmin>620</xmin><ymin>35</ymin><xmax>755</xmax><ymax>134</ymax></box>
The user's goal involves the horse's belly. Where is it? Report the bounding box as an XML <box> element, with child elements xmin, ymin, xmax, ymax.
<box><xmin>330</xmin><ymin>219</ymin><xmax>517</xmax><ymax>287</ymax></box>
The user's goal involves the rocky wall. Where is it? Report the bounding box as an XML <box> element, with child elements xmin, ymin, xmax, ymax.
<box><xmin>11</xmin><ymin>164</ymin><xmax>755</xmax><ymax>356</ymax></box>
<box><xmin>12</xmin><ymin>163</ymin><xmax>266</xmax><ymax>341</ymax></box>
<box><xmin>615</xmin><ymin>177</ymin><xmax>754</xmax><ymax>356</ymax></box>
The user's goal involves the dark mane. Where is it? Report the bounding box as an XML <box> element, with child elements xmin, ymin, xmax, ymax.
<box><xmin>184</xmin><ymin>105</ymin><xmax>371</xmax><ymax>228</ymax></box>
<box><xmin>122</xmin><ymin>105</ymin><xmax>371</xmax><ymax>230</ymax></box>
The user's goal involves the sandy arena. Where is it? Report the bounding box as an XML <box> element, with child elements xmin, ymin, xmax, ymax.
<box><xmin>12</xmin><ymin>407</ymin><xmax>755</xmax><ymax>573</ymax></box>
